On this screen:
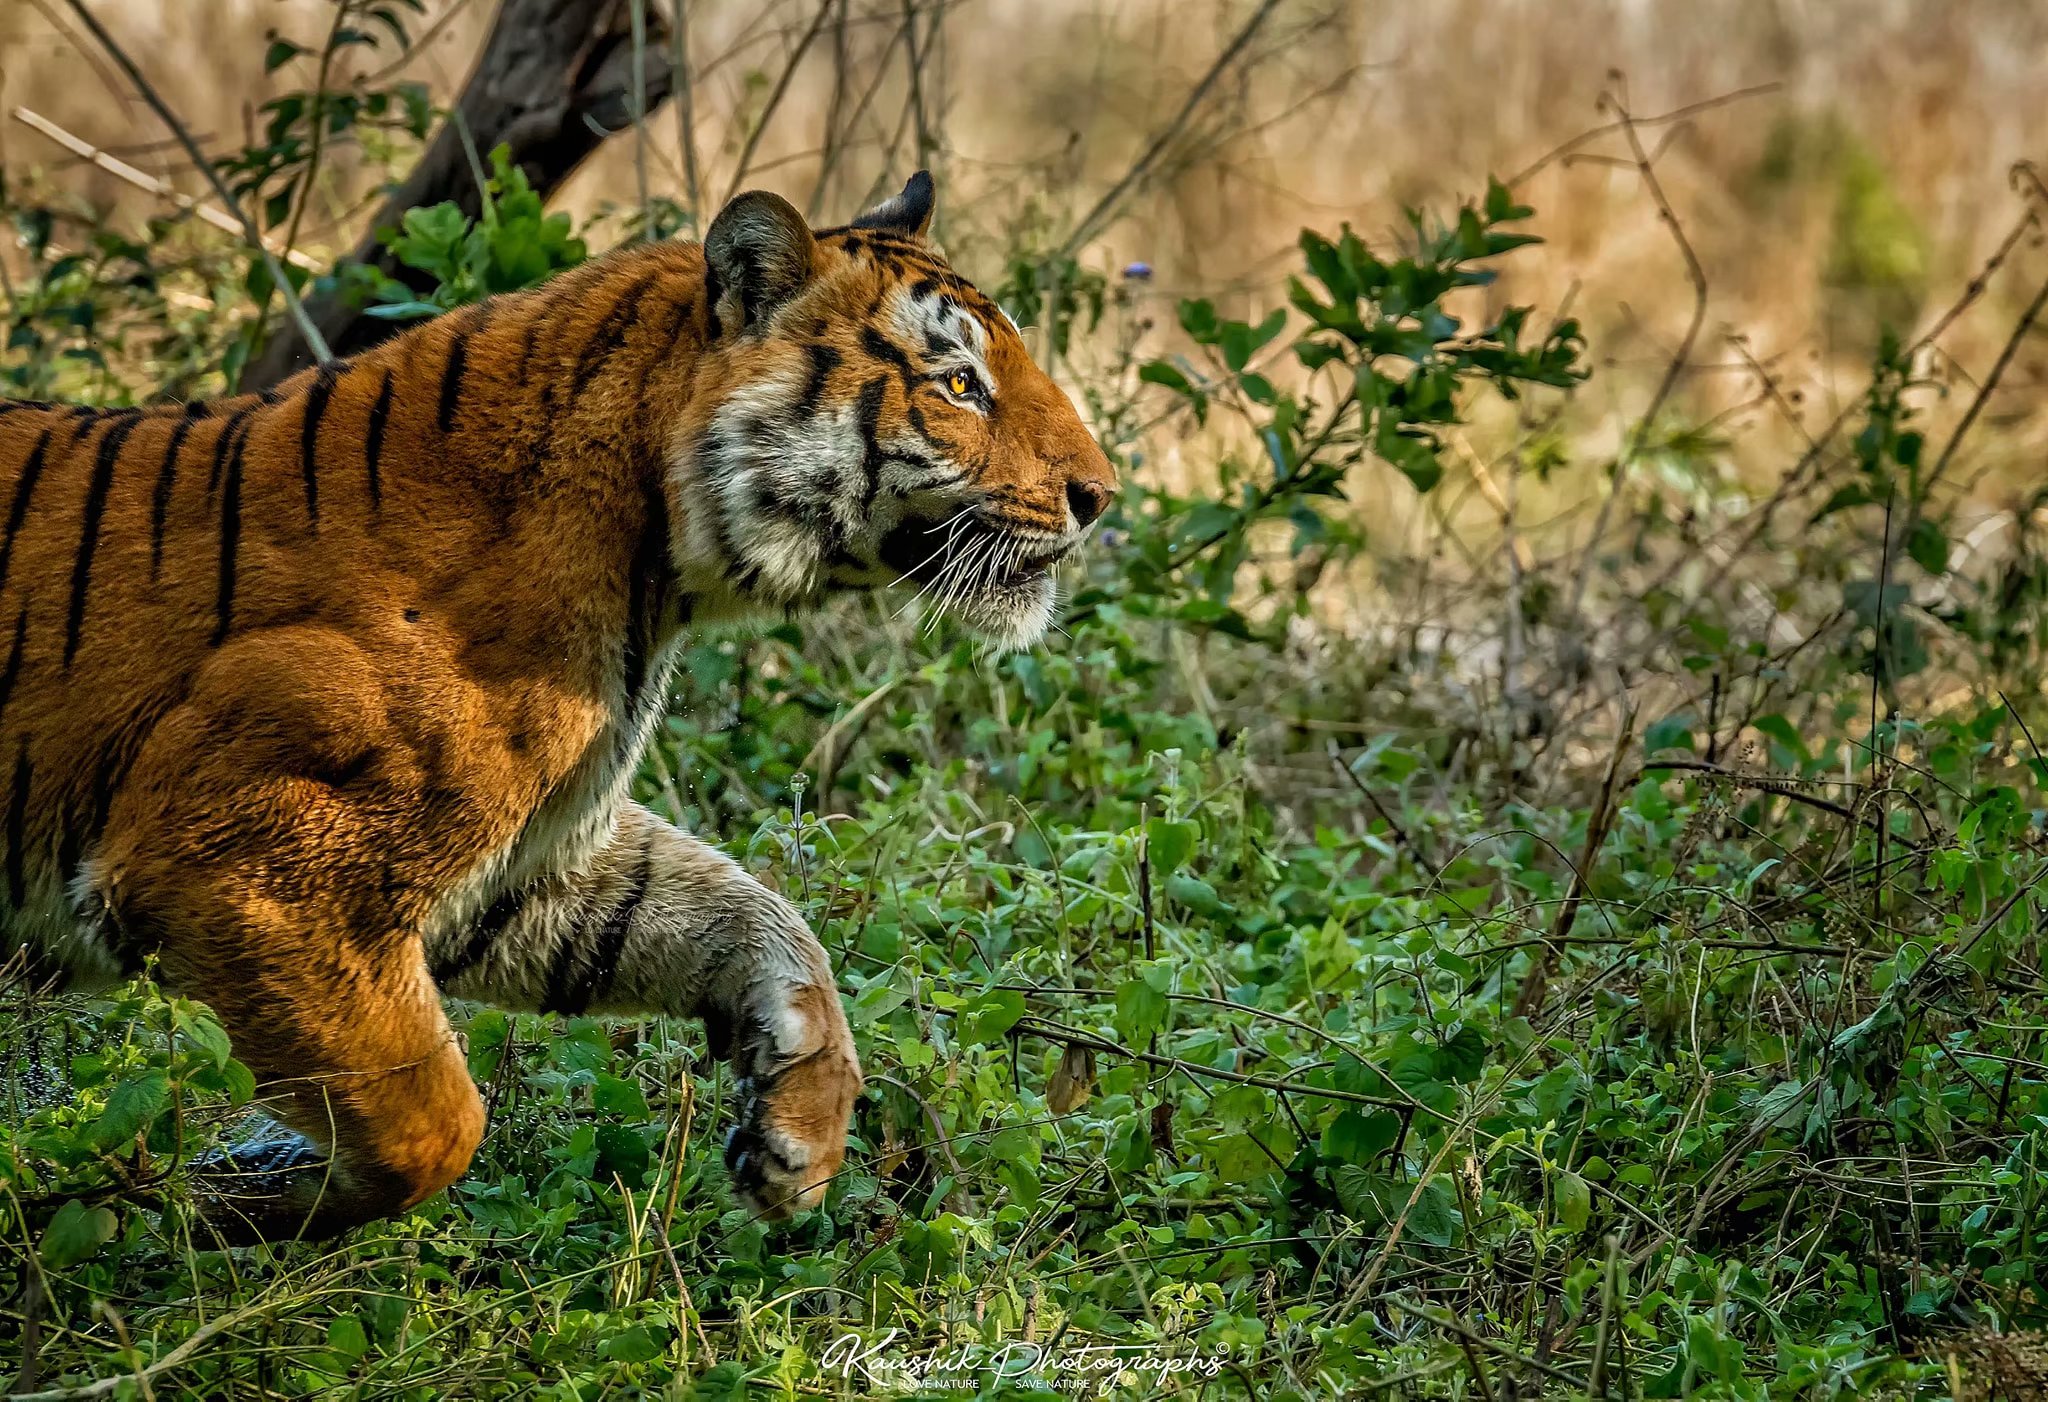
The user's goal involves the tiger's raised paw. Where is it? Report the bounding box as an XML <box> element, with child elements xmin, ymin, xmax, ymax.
<box><xmin>720</xmin><ymin>981</ymin><xmax>862</xmax><ymax>1218</ymax></box>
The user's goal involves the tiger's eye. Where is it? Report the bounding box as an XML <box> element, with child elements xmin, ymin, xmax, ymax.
<box><xmin>948</xmin><ymin>369</ymin><xmax>973</xmax><ymax>397</ymax></box>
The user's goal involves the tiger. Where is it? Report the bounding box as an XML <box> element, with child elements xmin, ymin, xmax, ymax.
<box><xmin>0</xmin><ymin>171</ymin><xmax>1117</xmax><ymax>1243</ymax></box>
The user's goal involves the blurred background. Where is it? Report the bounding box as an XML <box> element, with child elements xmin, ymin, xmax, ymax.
<box><xmin>7</xmin><ymin>1</ymin><xmax>2048</xmax><ymax>473</ymax></box>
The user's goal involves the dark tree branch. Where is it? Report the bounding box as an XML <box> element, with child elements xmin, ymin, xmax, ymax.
<box><xmin>240</xmin><ymin>0</ymin><xmax>675</xmax><ymax>390</ymax></box>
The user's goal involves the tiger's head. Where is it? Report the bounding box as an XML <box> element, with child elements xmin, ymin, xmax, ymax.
<box><xmin>673</xmin><ymin>172</ymin><xmax>1117</xmax><ymax>650</ymax></box>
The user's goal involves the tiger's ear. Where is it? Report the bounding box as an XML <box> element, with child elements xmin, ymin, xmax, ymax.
<box><xmin>704</xmin><ymin>190</ymin><xmax>817</xmax><ymax>336</ymax></box>
<box><xmin>851</xmin><ymin>170</ymin><xmax>935</xmax><ymax>238</ymax></box>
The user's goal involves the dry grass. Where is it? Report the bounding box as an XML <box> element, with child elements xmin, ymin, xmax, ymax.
<box><xmin>2</xmin><ymin>1</ymin><xmax>2045</xmax><ymax>536</ymax></box>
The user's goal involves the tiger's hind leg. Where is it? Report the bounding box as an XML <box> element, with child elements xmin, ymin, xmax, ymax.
<box><xmin>88</xmin><ymin>667</ymin><xmax>491</xmax><ymax>1245</ymax></box>
<box><xmin>175</xmin><ymin>955</ymin><xmax>483</xmax><ymax>1245</ymax></box>
<box><xmin>139</xmin><ymin>911</ymin><xmax>483</xmax><ymax>1245</ymax></box>
<box><xmin>434</xmin><ymin>802</ymin><xmax>861</xmax><ymax>1218</ymax></box>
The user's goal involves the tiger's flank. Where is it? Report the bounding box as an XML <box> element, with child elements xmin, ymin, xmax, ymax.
<box><xmin>0</xmin><ymin>172</ymin><xmax>1117</xmax><ymax>1243</ymax></box>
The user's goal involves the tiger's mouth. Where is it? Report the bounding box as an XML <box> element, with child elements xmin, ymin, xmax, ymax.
<box><xmin>876</xmin><ymin>508</ymin><xmax>1071</xmax><ymax>648</ymax></box>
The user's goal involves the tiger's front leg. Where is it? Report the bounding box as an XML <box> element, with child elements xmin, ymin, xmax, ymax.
<box><xmin>432</xmin><ymin>802</ymin><xmax>862</xmax><ymax>1217</ymax></box>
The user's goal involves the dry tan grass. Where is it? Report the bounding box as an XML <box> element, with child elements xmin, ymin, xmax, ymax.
<box><xmin>2</xmin><ymin>0</ymin><xmax>2045</xmax><ymax>521</ymax></box>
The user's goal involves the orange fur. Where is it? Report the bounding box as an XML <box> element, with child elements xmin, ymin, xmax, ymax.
<box><xmin>0</xmin><ymin>175</ymin><xmax>1113</xmax><ymax>1240</ymax></box>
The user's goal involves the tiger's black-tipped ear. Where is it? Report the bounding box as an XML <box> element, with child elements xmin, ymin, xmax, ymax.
<box><xmin>851</xmin><ymin>170</ymin><xmax>936</xmax><ymax>237</ymax></box>
<box><xmin>704</xmin><ymin>190</ymin><xmax>817</xmax><ymax>336</ymax></box>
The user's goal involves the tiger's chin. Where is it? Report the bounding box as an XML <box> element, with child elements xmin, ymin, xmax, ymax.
<box><xmin>946</xmin><ymin>567</ymin><xmax>1059</xmax><ymax>652</ymax></box>
<box><xmin>872</xmin><ymin>512</ymin><xmax>1068</xmax><ymax>652</ymax></box>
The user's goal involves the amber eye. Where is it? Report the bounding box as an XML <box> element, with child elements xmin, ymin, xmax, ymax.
<box><xmin>946</xmin><ymin>368</ymin><xmax>976</xmax><ymax>398</ymax></box>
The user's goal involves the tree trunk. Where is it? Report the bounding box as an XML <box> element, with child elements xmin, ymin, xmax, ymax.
<box><xmin>240</xmin><ymin>0</ymin><xmax>673</xmax><ymax>390</ymax></box>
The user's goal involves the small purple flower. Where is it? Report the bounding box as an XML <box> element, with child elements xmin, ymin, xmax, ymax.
<box><xmin>1122</xmin><ymin>262</ymin><xmax>1154</xmax><ymax>281</ymax></box>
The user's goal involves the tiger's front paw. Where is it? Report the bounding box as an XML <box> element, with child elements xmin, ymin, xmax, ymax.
<box><xmin>721</xmin><ymin>980</ymin><xmax>862</xmax><ymax>1218</ymax></box>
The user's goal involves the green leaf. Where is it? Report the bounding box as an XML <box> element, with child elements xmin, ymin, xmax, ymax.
<box><xmin>599</xmin><ymin>1325</ymin><xmax>666</xmax><ymax>1363</ymax></box>
<box><xmin>1144</xmin><ymin>818</ymin><xmax>1198</xmax><ymax>875</ymax></box>
<box><xmin>1111</xmin><ymin>1114</ymin><xmax>1154</xmax><ymax>1173</ymax></box>
<box><xmin>1137</xmin><ymin>360</ymin><xmax>1194</xmax><ymax>396</ymax></box>
<box><xmin>1321</xmin><ymin>1109</ymin><xmax>1399</xmax><ymax>1165</ymax></box>
<box><xmin>92</xmin><ymin>1069</ymin><xmax>168</xmax><ymax>1148</ymax></box>
<box><xmin>1114</xmin><ymin>978</ymin><xmax>1169</xmax><ymax>1044</ymax></box>
<box><xmin>40</xmin><ymin>1199</ymin><xmax>118</xmax><ymax>1268</ymax></box>
<box><xmin>1644</xmin><ymin>711</ymin><xmax>1695</xmax><ymax>755</ymax></box>
<box><xmin>1163</xmin><ymin>873</ymin><xmax>1229</xmax><ymax>916</ymax></box>
<box><xmin>264</xmin><ymin>37</ymin><xmax>309</xmax><ymax>73</ymax></box>
<box><xmin>957</xmin><ymin>988</ymin><xmax>1027</xmax><ymax>1044</ymax></box>
<box><xmin>1751</xmin><ymin>1078</ymin><xmax>1808</xmax><ymax>1133</ymax></box>
<box><xmin>327</xmin><ymin>1316</ymin><xmax>370</xmax><ymax>1360</ymax></box>
<box><xmin>594</xmin><ymin>1122</ymin><xmax>651</xmax><ymax>1184</ymax></box>
<box><xmin>220</xmin><ymin>1058</ymin><xmax>258</xmax><ymax>1105</ymax></box>
<box><xmin>1842</xmin><ymin>578</ymin><xmax>1909</xmax><ymax>625</ymax></box>
<box><xmin>1906</xmin><ymin>518</ymin><xmax>1948</xmax><ymax>575</ymax></box>
<box><xmin>593</xmin><ymin>1073</ymin><xmax>650</xmax><ymax>1119</ymax></box>
<box><xmin>1437</xmin><ymin>1025</ymin><xmax>1490</xmax><ymax>1083</ymax></box>
<box><xmin>179</xmin><ymin>1012</ymin><xmax>233</xmax><ymax>1069</ymax></box>
<box><xmin>1406</xmin><ymin>1178</ymin><xmax>1462</xmax><ymax>1247</ymax></box>
<box><xmin>1554</xmin><ymin>1169</ymin><xmax>1591</xmax><ymax>1233</ymax></box>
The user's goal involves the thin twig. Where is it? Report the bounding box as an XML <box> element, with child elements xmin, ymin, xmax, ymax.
<box><xmin>1016</xmin><ymin>1015</ymin><xmax>1406</xmax><ymax>1110</ymax></box>
<box><xmin>10</xmin><ymin>108</ymin><xmax>318</xmax><ymax>270</ymax></box>
<box><xmin>1327</xmin><ymin>740</ymin><xmax>1423</xmax><ymax>862</ymax></box>
<box><xmin>722</xmin><ymin>0</ymin><xmax>836</xmax><ymax>203</ymax></box>
<box><xmin>1054</xmin><ymin>0</ymin><xmax>1284</xmax><ymax>260</ymax></box>
<box><xmin>1564</xmin><ymin>85</ymin><xmax>1708</xmax><ymax>626</ymax></box>
<box><xmin>1919</xmin><ymin>273</ymin><xmax>2048</xmax><ymax>500</ymax></box>
<box><xmin>61</xmin><ymin>0</ymin><xmax>332</xmax><ymax>364</ymax></box>
<box><xmin>668</xmin><ymin>0</ymin><xmax>703</xmax><ymax>226</ymax></box>
<box><xmin>1514</xmin><ymin>703</ymin><xmax>1635</xmax><ymax>1023</ymax></box>
<box><xmin>9</xmin><ymin>1298</ymin><xmax>280</xmax><ymax>1401</ymax></box>
<box><xmin>1504</xmin><ymin>83</ymin><xmax>1781</xmax><ymax>188</ymax></box>
<box><xmin>629</xmin><ymin>0</ymin><xmax>654</xmax><ymax>237</ymax></box>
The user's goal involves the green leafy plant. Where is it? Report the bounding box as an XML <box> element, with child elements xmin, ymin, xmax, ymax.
<box><xmin>359</xmin><ymin>145</ymin><xmax>589</xmax><ymax>320</ymax></box>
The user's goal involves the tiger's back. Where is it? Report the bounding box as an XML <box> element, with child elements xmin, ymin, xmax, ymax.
<box><xmin>0</xmin><ymin>243</ymin><xmax>706</xmax><ymax>987</ymax></box>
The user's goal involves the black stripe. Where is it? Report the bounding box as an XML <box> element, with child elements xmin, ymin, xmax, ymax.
<box><xmin>65</xmin><ymin>410</ymin><xmax>101</xmax><ymax>447</ymax></box>
<box><xmin>854</xmin><ymin>375</ymin><xmax>889</xmax><ymax>507</ymax></box>
<box><xmin>620</xmin><ymin>505</ymin><xmax>671</xmax><ymax>712</ymax></box>
<box><xmin>570</xmin><ymin>271</ymin><xmax>662</xmax><ymax>399</ymax></box>
<box><xmin>902</xmin><ymin>401</ymin><xmax>965</xmax><ymax>461</ymax></box>
<box><xmin>301</xmin><ymin>365</ymin><xmax>338</xmax><ymax>526</ymax></box>
<box><xmin>6</xmin><ymin>739</ymin><xmax>30</xmax><ymax>907</ymax></box>
<box><xmin>79</xmin><ymin>704</ymin><xmax>169</xmax><ymax>871</ymax></box>
<box><xmin>0</xmin><ymin>400</ymin><xmax>53</xmax><ymax>418</ymax></box>
<box><xmin>632</xmin><ymin>295</ymin><xmax>695</xmax><ymax>403</ymax></box>
<box><xmin>149</xmin><ymin>409</ymin><xmax>203</xmax><ymax>578</ymax></box>
<box><xmin>517</xmin><ymin>307</ymin><xmax>546</xmax><ymax>379</ymax></box>
<box><xmin>437</xmin><ymin>332</ymin><xmax>470</xmax><ymax>435</ymax></box>
<box><xmin>364</xmin><ymin>369</ymin><xmax>394</xmax><ymax>509</ymax></box>
<box><xmin>581</xmin><ymin>849</ymin><xmax>651</xmax><ymax>1012</ymax></box>
<box><xmin>211</xmin><ymin>417</ymin><xmax>253</xmax><ymax>646</ymax></box>
<box><xmin>860</xmin><ymin>327</ymin><xmax>920</xmax><ymax>395</ymax></box>
<box><xmin>797</xmin><ymin>342</ymin><xmax>842</xmax><ymax>418</ymax></box>
<box><xmin>0</xmin><ymin>604</ymin><xmax>27</xmax><ymax>729</ymax></box>
<box><xmin>700</xmin><ymin>264</ymin><xmax>724</xmax><ymax>334</ymax></box>
<box><xmin>431</xmin><ymin>882</ymin><xmax>529</xmax><ymax>985</ymax></box>
<box><xmin>0</xmin><ymin>429</ymin><xmax>55</xmax><ymax>599</ymax></box>
<box><xmin>206</xmin><ymin>405</ymin><xmax>257</xmax><ymax>497</ymax></box>
<box><xmin>543</xmin><ymin>846</ymin><xmax>651</xmax><ymax>1015</ymax></box>
<box><xmin>62</xmin><ymin>413</ymin><xmax>143</xmax><ymax>668</ymax></box>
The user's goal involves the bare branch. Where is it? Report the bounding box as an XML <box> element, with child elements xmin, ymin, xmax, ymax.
<box><xmin>61</xmin><ymin>0</ymin><xmax>334</xmax><ymax>366</ymax></box>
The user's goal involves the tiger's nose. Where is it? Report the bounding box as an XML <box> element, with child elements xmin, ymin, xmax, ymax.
<box><xmin>1066</xmin><ymin>474</ymin><xmax>1112</xmax><ymax>528</ymax></box>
